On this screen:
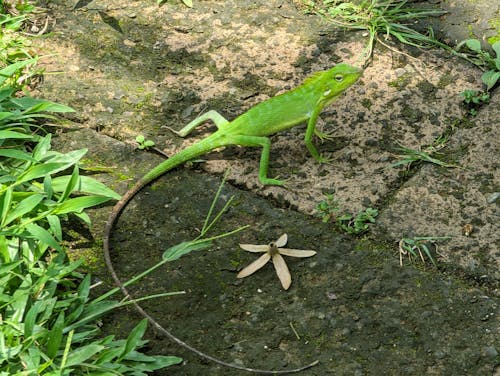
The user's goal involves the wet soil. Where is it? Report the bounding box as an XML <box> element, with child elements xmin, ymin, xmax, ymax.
<box><xmin>36</xmin><ymin>0</ymin><xmax>499</xmax><ymax>374</ymax></box>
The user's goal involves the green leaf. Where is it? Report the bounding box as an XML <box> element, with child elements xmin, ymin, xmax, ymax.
<box><xmin>42</xmin><ymin>148</ymin><xmax>87</xmax><ymax>166</ymax></box>
<box><xmin>3</xmin><ymin>193</ymin><xmax>44</xmax><ymax>227</ymax></box>
<box><xmin>24</xmin><ymin>300</ymin><xmax>43</xmax><ymax>338</ymax></box>
<box><xmin>11</xmin><ymin>274</ymin><xmax>32</xmax><ymax>323</ymax></box>
<box><xmin>119</xmin><ymin>319</ymin><xmax>148</xmax><ymax>361</ymax></box>
<box><xmin>43</xmin><ymin>174</ymin><xmax>53</xmax><ymax>200</ymax></box>
<box><xmin>51</xmin><ymin>175</ymin><xmax>121</xmax><ymax>200</ymax></box>
<box><xmin>0</xmin><ymin>59</ymin><xmax>36</xmax><ymax>86</ymax></box>
<box><xmin>0</xmin><ymin>235</ymin><xmax>11</xmax><ymax>263</ymax></box>
<box><xmin>0</xmin><ymin>130</ymin><xmax>34</xmax><ymax>140</ymax></box>
<box><xmin>46</xmin><ymin>214</ymin><xmax>62</xmax><ymax>241</ymax></box>
<box><xmin>64</xmin><ymin>300</ymin><xmax>120</xmax><ymax>333</ymax></box>
<box><xmin>465</xmin><ymin>39</ymin><xmax>482</xmax><ymax>53</ymax></box>
<box><xmin>53</xmin><ymin>196</ymin><xmax>112</xmax><ymax>215</ymax></box>
<box><xmin>492</xmin><ymin>40</ymin><xmax>500</xmax><ymax>58</ymax></box>
<box><xmin>0</xmin><ymin>187</ymin><xmax>13</xmax><ymax>227</ymax></box>
<box><xmin>17</xmin><ymin>163</ymin><xmax>71</xmax><ymax>184</ymax></box>
<box><xmin>481</xmin><ymin>70</ymin><xmax>500</xmax><ymax>91</ymax></box>
<box><xmin>139</xmin><ymin>355</ymin><xmax>183</xmax><ymax>370</ymax></box>
<box><xmin>32</xmin><ymin>134</ymin><xmax>52</xmax><ymax>161</ymax></box>
<box><xmin>10</xmin><ymin>97</ymin><xmax>75</xmax><ymax>113</ymax></box>
<box><xmin>0</xmin><ymin>149</ymin><xmax>37</xmax><ymax>161</ymax></box>
<box><xmin>25</xmin><ymin>223</ymin><xmax>62</xmax><ymax>252</ymax></box>
<box><xmin>64</xmin><ymin>344</ymin><xmax>105</xmax><ymax>368</ymax></box>
<box><xmin>182</xmin><ymin>0</ymin><xmax>193</xmax><ymax>7</ymax></box>
<box><xmin>162</xmin><ymin>240</ymin><xmax>211</xmax><ymax>262</ymax></box>
<box><xmin>60</xmin><ymin>165</ymin><xmax>80</xmax><ymax>202</ymax></box>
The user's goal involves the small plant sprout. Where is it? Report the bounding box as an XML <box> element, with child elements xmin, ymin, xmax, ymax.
<box><xmin>337</xmin><ymin>207</ymin><xmax>378</xmax><ymax>234</ymax></box>
<box><xmin>391</xmin><ymin>144</ymin><xmax>455</xmax><ymax>169</ymax></box>
<box><xmin>237</xmin><ymin>234</ymin><xmax>317</xmax><ymax>290</ymax></box>
<box><xmin>135</xmin><ymin>134</ymin><xmax>155</xmax><ymax>150</ymax></box>
<box><xmin>398</xmin><ymin>236</ymin><xmax>450</xmax><ymax>266</ymax></box>
<box><xmin>456</xmin><ymin>39</ymin><xmax>500</xmax><ymax>91</ymax></box>
<box><xmin>316</xmin><ymin>194</ymin><xmax>378</xmax><ymax>234</ymax></box>
<box><xmin>315</xmin><ymin>193</ymin><xmax>339</xmax><ymax>223</ymax></box>
<box><xmin>460</xmin><ymin>89</ymin><xmax>490</xmax><ymax>115</ymax></box>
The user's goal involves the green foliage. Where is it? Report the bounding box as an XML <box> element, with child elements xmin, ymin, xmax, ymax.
<box><xmin>315</xmin><ymin>193</ymin><xmax>338</xmax><ymax>223</ymax></box>
<box><xmin>304</xmin><ymin>0</ymin><xmax>448</xmax><ymax>64</ymax></box>
<box><xmin>135</xmin><ymin>134</ymin><xmax>156</xmax><ymax>150</ymax></box>
<box><xmin>0</xmin><ymin>16</ymin><xmax>182</xmax><ymax>374</ymax></box>
<box><xmin>0</xmin><ymin>254</ymin><xmax>182</xmax><ymax>374</ymax></box>
<box><xmin>460</xmin><ymin>89</ymin><xmax>490</xmax><ymax>115</ymax></box>
<box><xmin>391</xmin><ymin>144</ymin><xmax>455</xmax><ymax>169</ymax></box>
<box><xmin>398</xmin><ymin>236</ymin><xmax>449</xmax><ymax>266</ymax></box>
<box><xmin>315</xmin><ymin>194</ymin><xmax>378</xmax><ymax>234</ymax></box>
<box><xmin>337</xmin><ymin>207</ymin><xmax>378</xmax><ymax>234</ymax></box>
<box><xmin>163</xmin><ymin>172</ymin><xmax>249</xmax><ymax>262</ymax></box>
<box><xmin>0</xmin><ymin>9</ymin><xmax>40</xmax><ymax>88</ymax></box>
<box><xmin>456</xmin><ymin>39</ymin><xmax>500</xmax><ymax>91</ymax></box>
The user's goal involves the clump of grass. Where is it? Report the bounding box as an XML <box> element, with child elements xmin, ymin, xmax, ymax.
<box><xmin>398</xmin><ymin>236</ymin><xmax>449</xmax><ymax>266</ymax></box>
<box><xmin>0</xmin><ymin>7</ymin><xmax>185</xmax><ymax>374</ymax></box>
<box><xmin>304</xmin><ymin>0</ymin><xmax>449</xmax><ymax>65</ymax></box>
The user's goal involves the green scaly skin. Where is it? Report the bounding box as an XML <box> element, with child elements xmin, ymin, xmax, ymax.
<box><xmin>103</xmin><ymin>63</ymin><xmax>362</xmax><ymax>373</ymax></box>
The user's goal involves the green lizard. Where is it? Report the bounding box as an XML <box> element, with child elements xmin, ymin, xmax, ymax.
<box><xmin>103</xmin><ymin>63</ymin><xmax>362</xmax><ymax>372</ymax></box>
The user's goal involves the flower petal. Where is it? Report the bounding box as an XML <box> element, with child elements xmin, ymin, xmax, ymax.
<box><xmin>237</xmin><ymin>253</ymin><xmax>271</xmax><ymax>278</ymax></box>
<box><xmin>275</xmin><ymin>233</ymin><xmax>288</xmax><ymax>248</ymax></box>
<box><xmin>278</xmin><ymin>248</ymin><xmax>317</xmax><ymax>258</ymax></box>
<box><xmin>239</xmin><ymin>243</ymin><xmax>269</xmax><ymax>252</ymax></box>
<box><xmin>272</xmin><ymin>253</ymin><xmax>291</xmax><ymax>290</ymax></box>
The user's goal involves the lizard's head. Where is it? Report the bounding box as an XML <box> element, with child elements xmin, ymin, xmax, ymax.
<box><xmin>316</xmin><ymin>63</ymin><xmax>363</xmax><ymax>106</ymax></box>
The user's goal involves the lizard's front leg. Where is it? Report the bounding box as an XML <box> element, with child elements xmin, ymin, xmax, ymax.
<box><xmin>167</xmin><ymin>110</ymin><xmax>230</xmax><ymax>137</ymax></box>
<box><xmin>305</xmin><ymin>106</ymin><xmax>331</xmax><ymax>163</ymax></box>
<box><xmin>228</xmin><ymin>135</ymin><xmax>284</xmax><ymax>186</ymax></box>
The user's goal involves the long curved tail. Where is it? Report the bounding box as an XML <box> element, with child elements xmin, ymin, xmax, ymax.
<box><xmin>102</xmin><ymin>134</ymin><xmax>319</xmax><ymax>374</ymax></box>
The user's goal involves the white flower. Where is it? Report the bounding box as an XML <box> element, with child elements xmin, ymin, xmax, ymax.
<box><xmin>237</xmin><ymin>234</ymin><xmax>316</xmax><ymax>290</ymax></box>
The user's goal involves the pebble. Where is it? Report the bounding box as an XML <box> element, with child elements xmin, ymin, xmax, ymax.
<box><xmin>486</xmin><ymin>192</ymin><xmax>499</xmax><ymax>204</ymax></box>
<box><xmin>395</xmin><ymin>68</ymin><xmax>406</xmax><ymax>77</ymax></box>
<box><xmin>482</xmin><ymin>346</ymin><xmax>498</xmax><ymax>358</ymax></box>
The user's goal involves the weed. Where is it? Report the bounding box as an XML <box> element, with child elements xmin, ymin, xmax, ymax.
<box><xmin>135</xmin><ymin>134</ymin><xmax>156</xmax><ymax>150</ymax></box>
<box><xmin>337</xmin><ymin>207</ymin><xmax>378</xmax><ymax>234</ymax></box>
<box><xmin>315</xmin><ymin>194</ymin><xmax>378</xmax><ymax>234</ymax></box>
<box><xmin>460</xmin><ymin>89</ymin><xmax>490</xmax><ymax>115</ymax></box>
<box><xmin>456</xmin><ymin>39</ymin><xmax>500</xmax><ymax>91</ymax></box>
<box><xmin>304</xmin><ymin>0</ymin><xmax>448</xmax><ymax>65</ymax></box>
<box><xmin>315</xmin><ymin>193</ymin><xmax>339</xmax><ymax>223</ymax></box>
<box><xmin>391</xmin><ymin>144</ymin><xmax>455</xmax><ymax>169</ymax></box>
<box><xmin>0</xmin><ymin>12</ymin><xmax>183</xmax><ymax>374</ymax></box>
<box><xmin>398</xmin><ymin>236</ymin><xmax>449</xmax><ymax>266</ymax></box>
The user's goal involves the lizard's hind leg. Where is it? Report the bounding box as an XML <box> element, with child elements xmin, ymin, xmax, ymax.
<box><xmin>167</xmin><ymin>110</ymin><xmax>230</xmax><ymax>137</ymax></box>
<box><xmin>228</xmin><ymin>135</ymin><xmax>284</xmax><ymax>186</ymax></box>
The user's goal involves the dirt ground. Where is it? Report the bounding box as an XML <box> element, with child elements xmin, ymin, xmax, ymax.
<box><xmin>35</xmin><ymin>0</ymin><xmax>498</xmax><ymax>375</ymax></box>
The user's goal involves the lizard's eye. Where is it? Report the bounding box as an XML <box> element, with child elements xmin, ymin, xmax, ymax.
<box><xmin>334</xmin><ymin>74</ymin><xmax>344</xmax><ymax>82</ymax></box>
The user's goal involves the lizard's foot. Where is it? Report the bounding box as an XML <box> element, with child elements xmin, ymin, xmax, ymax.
<box><xmin>260</xmin><ymin>177</ymin><xmax>285</xmax><ymax>186</ymax></box>
<box><xmin>314</xmin><ymin>129</ymin><xmax>336</xmax><ymax>142</ymax></box>
<box><xmin>315</xmin><ymin>154</ymin><xmax>333</xmax><ymax>164</ymax></box>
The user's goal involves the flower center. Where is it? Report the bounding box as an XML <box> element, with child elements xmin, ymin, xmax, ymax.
<box><xmin>268</xmin><ymin>242</ymin><xmax>279</xmax><ymax>256</ymax></box>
